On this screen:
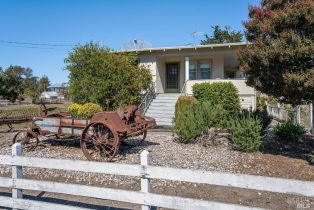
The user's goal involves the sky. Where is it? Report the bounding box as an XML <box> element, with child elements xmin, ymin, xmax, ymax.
<box><xmin>0</xmin><ymin>0</ymin><xmax>260</xmax><ymax>84</ymax></box>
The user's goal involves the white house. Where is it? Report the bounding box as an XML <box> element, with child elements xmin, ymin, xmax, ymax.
<box><xmin>126</xmin><ymin>42</ymin><xmax>256</xmax><ymax>126</ymax></box>
<box><xmin>40</xmin><ymin>91</ymin><xmax>58</xmax><ymax>100</ymax></box>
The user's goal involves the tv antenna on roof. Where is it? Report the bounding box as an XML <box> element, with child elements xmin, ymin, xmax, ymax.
<box><xmin>191</xmin><ymin>30</ymin><xmax>203</xmax><ymax>46</ymax></box>
<box><xmin>122</xmin><ymin>39</ymin><xmax>152</xmax><ymax>50</ymax></box>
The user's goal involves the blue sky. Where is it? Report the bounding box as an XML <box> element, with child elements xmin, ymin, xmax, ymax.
<box><xmin>0</xmin><ymin>0</ymin><xmax>260</xmax><ymax>84</ymax></box>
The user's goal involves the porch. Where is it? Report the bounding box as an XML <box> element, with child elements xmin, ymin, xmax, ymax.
<box><xmin>153</xmin><ymin>55</ymin><xmax>255</xmax><ymax>110</ymax></box>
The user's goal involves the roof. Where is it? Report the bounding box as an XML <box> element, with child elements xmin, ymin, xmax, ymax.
<box><xmin>41</xmin><ymin>91</ymin><xmax>58</xmax><ymax>97</ymax></box>
<box><xmin>119</xmin><ymin>42</ymin><xmax>248</xmax><ymax>53</ymax></box>
<box><xmin>47</xmin><ymin>83</ymin><xmax>66</xmax><ymax>88</ymax></box>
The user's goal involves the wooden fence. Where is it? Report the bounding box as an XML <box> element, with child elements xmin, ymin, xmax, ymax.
<box><xmin>266</xmin><ymin>104</ymin><xmax>289</xmax><ymax>121</ymax></box>
<box><xmin>0</xmin><ymin>143</ymin><xmax>313</xmax><ymax>210</ymax></box>
<box><xmin>266</xmin><ymin>103</ymin><xmax>314</xmax><ymax>132</ymax></box>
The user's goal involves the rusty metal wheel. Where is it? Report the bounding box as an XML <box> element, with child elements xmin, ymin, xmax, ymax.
<box><xmin>13</xmin><ymin>130</ymin><xmax>39</xmax><ymax>151</ymax></box>
<box><xmin>80</xmin><ymin>122</ymin><xmax>119</xmax><ymax>162</ymax></box>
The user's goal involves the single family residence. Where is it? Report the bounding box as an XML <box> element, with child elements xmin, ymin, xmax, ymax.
<box><xmin>128</xmin><ymin>42</ymin><xmax>256</xmax><ymax>126</ymax></box>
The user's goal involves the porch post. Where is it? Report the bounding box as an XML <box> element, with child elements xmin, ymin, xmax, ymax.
<box><xmin>185</xmin><ymin>56</ymin><xmax>189</xmax><ymax>81</ymax></box>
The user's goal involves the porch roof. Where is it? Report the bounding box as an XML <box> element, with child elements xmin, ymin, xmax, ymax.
<box><xmin>120</xmin><ymin>42</ymin><xmax>249</xmax><ymax>53</ymax></box>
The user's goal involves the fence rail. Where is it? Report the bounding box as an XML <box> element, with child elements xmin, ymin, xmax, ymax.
<box><xmin>266</xmin><ymin>104</ymin><xmax>288</xmax><ymax>121</ymax></box>
<box><xmin>0</xmin><ymin>143</ymin><xmax>313</xmax><ymax>210</ymax></box>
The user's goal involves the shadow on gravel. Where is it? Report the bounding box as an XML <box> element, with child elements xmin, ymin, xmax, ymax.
<box><xmin>38</xmin><ymin>136</ymin><xmax>81</xmax><ymax>148</ymax></box>
<box><xmin>261</xmin><ymin>133</ymin><xmax>314</xmax><ymax>162</ymax></box>
<box><xmin>0</xmin><ymin>191</ymin><xmax>131</xmax><ymax>210</ymax></box>
<box><xmin>119</xmin><ymin>138</ymin><xmax>160</xmax><ymax>156</ymax></box>
<box><xmin>37</xmin><ymin>136</ymin><xmax>160</xmax><ymax>156</ymax></box>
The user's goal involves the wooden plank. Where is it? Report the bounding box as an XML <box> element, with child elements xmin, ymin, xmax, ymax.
<box><xmin>0</xmin><ymin>155</ymin><xmax>141</xmax><ymax>177</ymax></box>
<box><xmin>13</xmin><ymin>179</ymin><xmax>263</xmax><ymax>210</ymax></box>
<box><xmin>146</xmin><ymin>166</ymin><xmax>314</xmax><ymax>197</ymax></box>
<box><xmin>0</xmin><ymin>177</ymin><xmax>13</xmax><ymax>188</ymax></box>
<box><xmin>1</xmin><ymin>155</ymin><xmax>314</xmax><ymax>197</ymax></box>
<box><xmin>0</xmin><ymin>196</ymin><xmax>13</xmax><ymax>208</ymax></box>
<box><xmin>0</xmin><ymin>196</ymin><xmax>91</xmax><ymax>210</ymax></box>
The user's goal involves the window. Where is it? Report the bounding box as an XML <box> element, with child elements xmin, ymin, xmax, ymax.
<box><xmin>225</xmin><ymin>71</ymin><xmax>236</xmax><ymax>79</ymax></box>
<box><xmin>189</xmin><ymin>62</ymin><xmax>197</xmax><ymax>80</ymax></box>
<box><xmin>199</xmin><ymin>61</ymin><xmax>211</xmax><ymax>79</ymax></box>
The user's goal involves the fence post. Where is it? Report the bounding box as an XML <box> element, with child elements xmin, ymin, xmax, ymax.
<box><xmin>310</xmin><ymin>103</ymin><xmax>313</xmax><ymax>133</ymax></box>
<box><xmin>12</xmin><ymin>143</ymin><xmax>23</xmax><ymax>209</ymax></box>
<box><xmin>141</xmin><ymin>150</ymin><xmax>151</xmax><ymax>210</ymax></box>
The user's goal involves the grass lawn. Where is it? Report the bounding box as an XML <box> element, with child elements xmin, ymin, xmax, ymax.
<box><xmin>0</xmin><ymin>103</ymin><xmax>69</xmax><ymax>117</ymax></box>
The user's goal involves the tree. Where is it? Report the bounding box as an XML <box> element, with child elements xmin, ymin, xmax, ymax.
<box><xmin>238</xmin><ymin>0</ymin><xmax>314</xmax><ymax>106</ymax></box>
<box><xmin>0</xmin><ymin>66</ymin><xmax>32</xmax><ymax>102</ymax></box>
<box><xmin>37</xmin><ymin>75</ymin><xmax>50</xmax><ymax>95</ymax></box>
<box><xmin>65</xmin><ymin>43</ymin><xmax>152</xmax><ymax>110</ymax></box>
<box><xmin>201</xmin><ymin>25</ymin><xmax>243</xmax><ymax>45</ymax></box>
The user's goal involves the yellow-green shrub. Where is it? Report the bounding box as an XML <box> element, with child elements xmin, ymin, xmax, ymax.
<box><xmin>175</xmin><ymin>96</ymin><xmax>197</xmax><ymax>119</ymax></box>
<box><xmin>77</xmin><ymin>103</ymin><xmax>103</xmax><ymax>119</ymax></box>
<box><xmin>67</xmin><ymin>103</ymin><xmax>82</xmax><ymax>117</ymax></box>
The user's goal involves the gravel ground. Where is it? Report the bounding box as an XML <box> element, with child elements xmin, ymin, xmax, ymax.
<box><xmin>0</xmin><ymin>126</ymin><xmax>314</xmax><ymax>210</ymax></box>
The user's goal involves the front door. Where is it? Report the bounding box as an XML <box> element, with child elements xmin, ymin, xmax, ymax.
<box><xmin>166</xmin><ymin>63</ymin><xmax>179</xmax><ymax>92</ymax></box>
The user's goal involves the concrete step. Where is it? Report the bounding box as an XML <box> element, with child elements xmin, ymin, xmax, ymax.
<box><xmin>148</xmin><ymin>107</ymin><xmax>175</xmax><ymax>112</ymax></box>
<box><xmin>152</xmin><ymin>98</ymin><xmax>178</xmax><ymax>103</ymax></box>
<box><xmin>149</xmin><ymin>103</ymin><xmax>176</xmax><ymax>108</ymax></box>
<box><xmin>148</xmin><ymin>115</ymin><xmax>174</xmax><ymax>120</ymax></box>
<box><xmin>145</xmin><ymin>110</ymin><xmax>174</xmax><ymax>116</ymax></box>
<box><xmin>156</xmin><ymin>94</ymin><xmax>181</xmax><ymax>98</ymax></box>
<box><xmin>155</xmin><ymin>120</ymin><xmax>173</xmax><ymax>126</ymax></box>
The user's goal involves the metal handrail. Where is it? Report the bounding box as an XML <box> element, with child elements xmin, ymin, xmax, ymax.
<box><xmin>138</xmin><ymin>82</ymin><xmax>156</xmax><ymax>114</ymax></box>
<box><xmin>180</xmin><ymin>80</ymin><xmax>188</xmax><ymax>96</ymax></box>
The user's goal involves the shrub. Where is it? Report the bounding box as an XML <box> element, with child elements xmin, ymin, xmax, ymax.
<box><xmin>77</xmin><ymin>103</ymin><xmax>103</xmax><ymax>119</ymax></box>
<box><xmin>65</xmin><ymin>43</ymin><xmax>152</xmax><ymax>110</ymax></box>
<box><xmin>309</xmin><ymin>155</ymin><xmax>314</xmax><ymax>165</ymax></box>
<box><xmin>229</xmin><ymin>116</ymin><xmax>262</xmax><ymax>152</ymax></box>
<box><xmin>67</xmin><ymin>103</ymin><xmax>82</xmax><ymax>117</ymax></box>
<box><xmin>201</xmin><ymin>101</ymin><xmax>230</xmax><ymax>128</ymax></box>
<box><xmin>173</xmin><ymin>100</ymin><xmax>206</xmax><ymax>143</ymax></box>
<box><xmin>175</xmin><ymin>96</ymin><xmax>197</xmax><ymax>119</ymax></box>
<box><xmin>173</xmin><ymin>98</ymin><xmax>230</xmax><ymax>143</ymax></box>
<box><xmin>274</xmin><ymin>122</ymin><xmax>305</xmax><ymax>142</ymax></box>
<box><xmin>252</xmin><ymin>109</ymin><xmax>272</xmax><ymax>132</ymax></box>
<box><xmin>192</xmin><ymin>82</ymin><xmax>240</xmax><ymax>113</ymax></box>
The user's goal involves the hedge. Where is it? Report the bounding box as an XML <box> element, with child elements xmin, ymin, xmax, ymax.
<box><xmin>192</xmin><ymin>82</ymin><xmax>241</xmax><ymax>113</ymax></box>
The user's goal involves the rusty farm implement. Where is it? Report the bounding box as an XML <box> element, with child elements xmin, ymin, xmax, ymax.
<box><xmin>13</xmin><ymin>105</ymin><xmax>156</xmax><ymax>161</ymax></box>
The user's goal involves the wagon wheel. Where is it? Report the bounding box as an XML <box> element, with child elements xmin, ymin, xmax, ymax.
<box><xmin>13</xmin><ymin>130</ymin><xmax>39</xmax><ymax>151</ymax></box>
<box><xmin>80</xmin><ymin>122</ymin><xmax>120</xmax><ymax>162</ymax></box>
<box><xmin>124</xmin><ymin>130</ymin><xmax>147</xmax><ymax>146</ymax></box>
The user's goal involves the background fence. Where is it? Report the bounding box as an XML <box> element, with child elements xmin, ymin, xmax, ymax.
<box><xmin>266</xmin><ymin>102</ymin><xmax>314</xmax><ymax>131</ymax></box>
<box><xmin>0</xmin><ymin>143</ymin><xmax>313</xmax><ymax>210</ymax></box>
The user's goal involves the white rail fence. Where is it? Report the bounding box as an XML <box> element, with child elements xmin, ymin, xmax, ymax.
<box><xmin>266</xmin><ymin>103</ymin><xmax>289</xmax><ymax>122</ymax></box>
<box><xmin>0</xmin><ymin>143</ymin><xmax>314</xmax><ymax>210</ymax></box>
<box><xmin>266</xmin><ymin>103</ymin><xmax>314</xmax><ymax>132</ymax></box>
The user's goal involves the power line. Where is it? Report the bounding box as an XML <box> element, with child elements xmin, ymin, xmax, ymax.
<box><xmin>0</xmin><ymin>40</ymin><xmax>76</xmax><ymax>47</ymax></box>
<box><xmin>0</xmin><ymin>43</ymin><xmax>71</xmax><ymax>50</ymax></box>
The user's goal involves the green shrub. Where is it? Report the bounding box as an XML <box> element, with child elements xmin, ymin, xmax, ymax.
<box><xmin>309</xmin><ymin>155</ymin><xmax>314</xmax><ymax>164</ymax></box>
<box><xmin>77</xmin><ymin>103</ymin><xmax>103</xmax><ymax>119</ymax></box>
<box><xmin>173</xmin><ymin>100</ymin><xmax>207</xmax><ymax>143</ymax></box>
<box><xmin>173</xmin><ymin>98</ymin><xmax>230</xmax><ymax>143</ymax></box>
<box><xmin>252</xmin><ymin>109</ymin><xmax>272</xmax><ymax>132</ymax></box>
<box><xmin>192</xmin><ymin>82</ymin><xmax>240</xmax><ymax>113</ymax></box>
<box><xmin>229</xmin><ymin>116</ymin><xmax>262</xmax><ymax>152</ymax></box>
<box><xmin>67</xmin><ymin>103</ymin><xmax>82</xmax><ymax>117</ymax></box>
<box><xmin>175</xmin><ymin>96</ymin><xmax>197</xmax><ymax>119</ymax></box>
<box><xmin>201</xmin><ymin>101</ymin><xmax>230</xmax><ymax>128</ymax></box>
<box><xmin>274</xmin><ymin>122</ymin><xmax>305</xmax><ymax>142</ymax></box>
<box><xmin>65</xmin><ymin>43</ymin><xmax>152</xmax><ymax>110</ymax></box>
